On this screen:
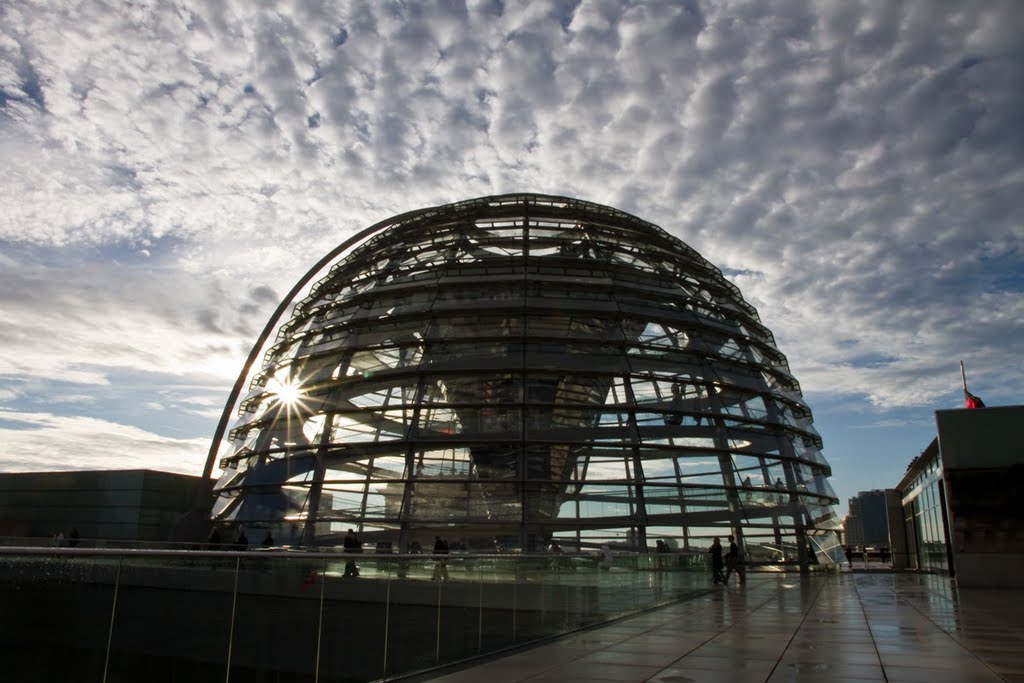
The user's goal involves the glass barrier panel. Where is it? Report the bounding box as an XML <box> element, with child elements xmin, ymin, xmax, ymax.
<box><xmin>228</xmin><ymin>554</ymin><xmax>325</xmax><ymax>682</ymax></box>
<box><xmin>104</xmin><ymin>552</ymin><xmax>237</xmax><ymax>682</ymax></box>
<box><xmin>475</xmin><ymin>557</ymin><xmax>517</xmax><ymax>654</ymax></box>
<box><xmin>317</xmin><ymin>552</ymin><xmax>391</xmax><ymax>682</ymax></box>
<box><xmin>0</xmin><ymin>550</ymin><xmax>118</xmax><ymax>681</ymax></box>
<box><xmin>433</xmin><ymin>557</ymin><xmax>480</xmax><ymax>667</ymax></box>
<box><xmin>380</xmin><ymin>552</ymin><xmax>453</xmax><ymax>678</ymax></box>
<box><xmin>1</xmin><ymin>547</ymin><xmax>723</xmax><ymax>682</ymax></box>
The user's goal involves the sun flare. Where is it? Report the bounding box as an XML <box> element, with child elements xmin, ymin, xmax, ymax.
<box><xmin>271</xmin><ymin>378</ymin><xmax>304</xmax><ymax>406</ymax></box>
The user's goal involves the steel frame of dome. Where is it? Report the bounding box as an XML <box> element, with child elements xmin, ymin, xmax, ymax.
<box><xmin>203</xmin><ymin>193</ymin><xmax>842</xmax><ymax>565</ymax></box>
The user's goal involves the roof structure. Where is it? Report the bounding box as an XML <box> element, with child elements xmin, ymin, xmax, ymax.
<box><xmin>205</xmin><ymin>194</ymin><xmax>842</xmax><ymax>564</ymax></box>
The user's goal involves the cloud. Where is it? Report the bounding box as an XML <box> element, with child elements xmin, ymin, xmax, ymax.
<box><xmin>0</xmin><ymin>256</ymin><xmax>267</xmax><ymax>385</ymax></box>
<box><xmin>0</xmin><ymin>0</ymin><xmax>1022</xmax><ymax>486</ymax></box>
<box><xmin>0</xmin><ymin>408</ymin><xmax>208</xmax><ymax>474</ymax></box>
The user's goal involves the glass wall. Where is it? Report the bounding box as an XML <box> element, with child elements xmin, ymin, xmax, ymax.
<box><xmin>0</xmin><ymin>547</ymin><xmax>711</xmax><ymax>682</ymax></box>
<box><xmin>901</xmin><ymin>453</ymin><xmax>950</xmax><ymax>573</ymax></box>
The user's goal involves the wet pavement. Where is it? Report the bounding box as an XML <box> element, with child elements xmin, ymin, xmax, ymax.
<box><xmin>418</xmin><ymin>572</ymin><xmax>1024</xmax><ymax>682</ymax></box>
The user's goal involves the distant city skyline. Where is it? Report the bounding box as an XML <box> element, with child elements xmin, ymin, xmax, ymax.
<box><xmin>2</xmin><ymin>2</ymin><xmax>1022</xmax><ymax>512</ymax></box>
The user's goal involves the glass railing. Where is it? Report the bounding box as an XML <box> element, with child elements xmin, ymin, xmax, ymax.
<box><xmin>0</xmin><ymin>547</ymin><xmax>710</xmax><ymax>682</ymax></box>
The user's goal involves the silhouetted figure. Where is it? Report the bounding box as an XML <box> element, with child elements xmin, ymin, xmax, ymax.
<box><xmin>431</xmin><ymin>535</ymin><xmax>449</xmax><ymax>581</ymax></box>
<box><xmin>600</xmin><ymin>544</ymin><xmax>614</xmax><ymax>571</ymax></box>
<box><xmin>724</xmin><ymin>535</ymin><xmax>740</xmax><ymax>584</ymax></box>
<box><xmin>207</xmin><ymin>526</ymin><xmax>222</xmax><ymax>550</ymax></box>
<box><xmin>262</xmin><ymin>530</ymin><xmax>274</xmax><ymax>548</ymax></box>
<box><xmin>709</xmin><ymin>537</ymin><xmax>725</xmax><ymax>585</ymax></box>
<box><xmin>68</xmin><ymin>528</ymin><xmax>80</xmax><ymax>547</ymax></box>
<box><xmin>844</xmin><ymin>545</ymin><xmax>853</xmax><ymax>567</ymax></box>
<box><xmin>774</xmin><ymin>477</ymin><xmax>786</xmax><ymax>504</ymax></box>
<box><xmin>235</xmin><ymin>529</ymin><xmax>249</xmax><ymax>550</ymax></box>
<box><xmin>343</xmin><ymin>529</ymin><xmax>361</xmax><ymax>577</ymax></box>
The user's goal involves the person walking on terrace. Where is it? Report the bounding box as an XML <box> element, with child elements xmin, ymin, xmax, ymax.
<box><xmin>709</xmin><ymin>537</ymin><xmax>725</xmax><ymax>585</ymax></box>
<box><xmin>723</xmin><ymin>534</ymin><xmax>737</xmax><ymax>583</ymax></box>
<box><xmin>723</xmin><ymin>534</ymin><xmax>746</xmax><ymax>585</ymax></box>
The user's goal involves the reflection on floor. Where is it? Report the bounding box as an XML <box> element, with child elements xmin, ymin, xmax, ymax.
<box><xmin>418</xmin><ymin>572</ymin><xmax>1024</xmax><ymax>683</ymax></box>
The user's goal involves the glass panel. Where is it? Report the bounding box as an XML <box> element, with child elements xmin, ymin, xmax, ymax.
<box><xmin>106</xmin><ymin>554</ymin><xmax>235</xmax><ymax>680</ymax></box>
<box><xmin>0</xmin><ymin>553</ymin><xmax>117</xmax><ymax>680</ymax></box>
<box><xmin>318</xmin><ymin>558</ymin><xmax>391</xmax><ymax>682</ymax></box>
<box><xmin>229</xmin><ymin>556</ymin><xmax>323</xmax><ymax>681</ymax></box>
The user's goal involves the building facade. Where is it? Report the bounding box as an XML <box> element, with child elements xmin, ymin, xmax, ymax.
<box><xmin>896</xmin><ymin>439</ymin><xmax>952</xmax><ymax>573</ymax></box>
<box><xmin>205</xmin><ymin>194</ymin><xmax>843</xmax><ymax>565</ymax></box>
<box><xmin>845</xmin><ymin>489</ymin><xmax>891</xmax><ymax>548</ymax></box>
<box><xmin>0</xmin><ymin>469</ymin><xmax>211</xmax><ymax>544</ymax></box>
<box><xmin>895</xmin><ymin>405</ymin><xmax>1024</xmax><ymax>587</ymax></box>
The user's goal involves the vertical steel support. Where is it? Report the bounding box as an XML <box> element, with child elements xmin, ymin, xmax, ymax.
<box><xmin>101</xmin><ymin>556</ymin><xmax>122</xmax><ymax>683</ymax></box>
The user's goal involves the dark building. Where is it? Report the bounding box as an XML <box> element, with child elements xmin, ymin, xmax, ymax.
<box><xmin>894</xmin><ymin>405</ymin><xmax>1024</xmax><ymax>587</ymax></box>
<box><xmin>845</xmin><ymin>489</ymin><xmax>891</xmax><ymax>548</ymax></box>
<box><xmin>0</xmin><ymin>469</ymin><xmax>211</xmax><ymax>544</ymax></box>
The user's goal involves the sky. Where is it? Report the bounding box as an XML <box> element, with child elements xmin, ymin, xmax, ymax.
<box><xmin>1</xmin><ymin>0</ymin><xmax>1022</xmax><ymax>513</ymax></box>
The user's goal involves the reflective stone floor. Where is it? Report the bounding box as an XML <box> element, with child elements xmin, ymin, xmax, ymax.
<box><xmin>420</xmin><ymin>572</ymin><xmax>1024</xmax><ymax>682</ymax></box>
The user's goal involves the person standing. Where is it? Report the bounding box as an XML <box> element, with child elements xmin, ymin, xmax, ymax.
<box><xmin>431</xmin><ymin>535</ymin><xmax>449</xmax><ymax>581</ymax></box>
<box><xmin>343</xmin><ymin>528</ymin><xmax>361</xmax><ymax>577</ymax></box>
<box><xmin>709</xmin><ymin>537</ymin><xmax>725</xmax><ymax>585</ymax></box>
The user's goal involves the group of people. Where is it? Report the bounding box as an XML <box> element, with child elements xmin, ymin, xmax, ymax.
<box><xmin>709</xmin><ymin>534</ymin><xmax>745</xmax><ymax>585</ymax></box>
<box><xmin>206</xmin><ymin>526</ymin><xmax>259</xmax><ymax>550</ymax></box>
<box><xmin>339</xmin><ymin>530</ymin><xmax>451</xmax><ymax>580</ymax></box>
<box><xmin>52</xmin><ymin>528</ymin><xmax>80</xmax><ymax>547</ymax></box>
<box><xmin>843</xmin><ymin>544</ymin><xmax>891</xmax><ymax>567</ymax></box>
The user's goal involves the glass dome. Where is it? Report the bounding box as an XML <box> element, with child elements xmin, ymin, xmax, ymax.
<box><xmin>205</xmin><ymin>194</ymin><xmax>842</xmax><ymax>564</ymax></box>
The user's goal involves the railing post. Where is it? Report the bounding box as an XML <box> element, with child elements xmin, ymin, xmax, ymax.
<box><xmin>512</xmin><ymin>572</ymin><xmax>518</xmax><ymax>641</ymax></box>
<box><xmin>477</xmin><ymin>566</ymin><xmax>484</xmax><ymax>653</ymax></box>
<box><xmin>435</xmin><ymin>573</ymin><xmax>442</xmax><ymax>664</ymax></box>
<box><xmin>225</xmin><ymin>555</ymin><xmax>240</xmax><ymax>683</ymax></box>
<box><xmin>101</xmin><ymin>556</ymin><xmax>122</xmax><ymax>683</ymax></box>
<box><xmin>315</xmin><ymin>558</ymin><xmax>326</xmax><ymax>682</ymax></box>
<box><xmin>383</xmin><ymin>557</ymin><xmax>392</xmax><ymax>680</ymax></box>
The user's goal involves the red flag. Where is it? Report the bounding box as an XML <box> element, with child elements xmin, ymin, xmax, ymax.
<box><xmin>960</xmin><ymin>361</ymin><xmax>985</xmax><ymax>409</ymax></box>
<box><xmin>965</xmin><ymin>391</ymin><xmax>985</xmax><ymax>409</ymax></box>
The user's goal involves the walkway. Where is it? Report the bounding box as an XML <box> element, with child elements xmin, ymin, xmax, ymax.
<box><xmin>414</xmin><ymin>572</ymin><xmax>1024</xmax><ymax>682</ymax></box>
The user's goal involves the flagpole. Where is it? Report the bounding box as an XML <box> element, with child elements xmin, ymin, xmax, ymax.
<box><xmin>960</xmin><ymin>360</ymin><xmax>968</xmax><ymax>393</ymax></box>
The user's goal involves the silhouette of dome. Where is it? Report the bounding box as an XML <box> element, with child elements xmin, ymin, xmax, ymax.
<box><xmin>206</xmin><ymin>194</ymin><xmax>842</xmax><ymax>564</ymax></box>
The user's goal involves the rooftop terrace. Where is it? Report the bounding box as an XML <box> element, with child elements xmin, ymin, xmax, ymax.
<box><xmin>413</xmin><ymin>571</ymin><xmax>1024</xmax><ymax>683</ymax></box>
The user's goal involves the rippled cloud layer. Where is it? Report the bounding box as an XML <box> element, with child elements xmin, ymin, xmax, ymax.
<box><xmin>1</xmin><ymin>1</ymin><xmax>1021</xmax><ymax>500</ymax></box>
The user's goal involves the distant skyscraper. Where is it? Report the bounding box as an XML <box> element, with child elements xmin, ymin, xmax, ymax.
<box><xmin>847</xmin><ymin>490</ymin><xmax>891</xmax><ymax>547</ymax></box>
<box><xmin>844</xmin><ymin>513</ymin><xmax>864</xmax><ymax>548</ymax></box>
<box><xmin>204</xmin><ymin>194</ymin><xmax>843</xmax><ymax>565</ymax></box>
